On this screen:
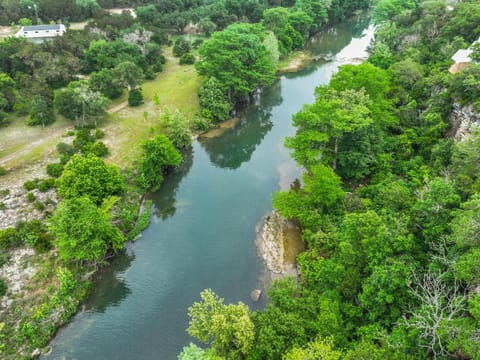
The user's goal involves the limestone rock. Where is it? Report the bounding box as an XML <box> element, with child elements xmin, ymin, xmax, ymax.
<box><xmin>250</xmin><ymin>289</ymin><xmax>262</xmax><ymax>302</ymax></box>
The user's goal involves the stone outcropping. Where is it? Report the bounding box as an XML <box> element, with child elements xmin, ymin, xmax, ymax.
<box><xmin>449</xmin><ymin>103</ymin><xmax>480</xmax><ymax>140</ymax></box>
<box><xmin>256</xmin><ymin>211</ymin><xmax>304</xmax><ymax>278</ymax></box>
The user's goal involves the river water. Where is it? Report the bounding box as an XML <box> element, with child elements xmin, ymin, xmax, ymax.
<box><xmin>46</xmin><ymin>15</ymin><xmax>373</xmax><ymax>360</ymax></box>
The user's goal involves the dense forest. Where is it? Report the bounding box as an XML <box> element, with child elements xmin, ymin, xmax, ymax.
<box><xmin>181</xmin><ymin>0</ymin><xmax>480</xmax><ymax>359</ymax></box>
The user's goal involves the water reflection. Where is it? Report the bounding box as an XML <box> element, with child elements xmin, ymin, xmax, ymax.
<box><xmin>151</xmin><ymin>148</ymin><xmax>194</xmax><ymax>220</ymax></box>
<box><xmin>85</xmin><ymin>251</ymin><xmax>134</xmax><ymax>313</ymax></box>
<box><xmin>199</xmin><ymin>80</ymin><xmax>283</xmax><ymax>169</ymax></box>
<box><xmin>308</xmin><ymin>15</ymin><xmax>371</xmax><ymax>56</ymax></box>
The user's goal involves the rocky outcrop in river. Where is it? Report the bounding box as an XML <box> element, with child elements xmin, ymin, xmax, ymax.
<box><xmin>256</xmin><ymin>211</ymin><xmax>304</xmax><ymax>279</ymax></box>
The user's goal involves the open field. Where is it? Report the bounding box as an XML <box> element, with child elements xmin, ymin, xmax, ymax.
<box><xmin>0</xmin><ymin>48</ymin><xmax>200</xmax><ymax>184</ymax></box>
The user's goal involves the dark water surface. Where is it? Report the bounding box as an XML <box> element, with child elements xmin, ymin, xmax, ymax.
<box><xmin>46</xmin><ymin>16</ymin><xmax>373</xmax><ymax>360</ymax></box>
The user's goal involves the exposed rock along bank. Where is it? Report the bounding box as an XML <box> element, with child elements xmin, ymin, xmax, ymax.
<box><xmin>450</xmin><ymin>102</ymin><xmax>480</xmax><ymax>140</ymax></box>
<box><xmin>256</xmin><ymin>210</ymin><xmax>305</xmax><ymax>279</ymax></box>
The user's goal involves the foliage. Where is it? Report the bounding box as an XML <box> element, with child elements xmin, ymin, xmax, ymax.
<box><xmin>188</xmin><ymin>289</ymin><xmax>255</xmax><ymax>359</ymax></box>
<box><xmin>196</xmin><ymin>23</ymin><xmax>276</xmax><ymax>103</ymax></box>
<box><xmin>0</xmin><ymin>278</ymin><xmax>6</xmax><ymax>297</ymax></box>
<box><xmin>199</xmin><ymin>77</ymin><xmax>232</xmax><ymax>123</ymax></box>
<box><xmin>128</xmin><ymin>88</ymin><xmax>144</xmax><ymax>107</ymax></box>
<box><xmin>179</xmin><ymin>53</ymin><xmax>195</xmax><ymax>65</ymax></box>
<box><xmin>0</xmin><ymin>166</ymin><xmax>6</xmax><ymax>176</ymax></box>
<box><xmin>138</xmin><ymin>134</ymin><xmax>182</xmax><ymax>191</ymax></box>
<box><xmin>49</xmin><ymin>196</ymin><xmax>124</xmax><ymax>262</ymax></box>
<box><xmin>160</xmin><ymin>107</ymin><xmax>192</xmax><ymax>150</ymax></box>
<box><xmin>54</xmin><ymin>81</ymin><xmax>109</xmax><ymax>126</ymax></box>
<box><xmin>173</xmin><ymin>38</ymin><xmax>191</xmax><ymax>58</ymax></box>
<box><xmin>126</xmin><ymin>200</ymin><xmax>152</xmax><ymax>241</ymax></box>
<box><xmin>57</xmin><ymin>153</ymin><xmax>125</xmax><ymax>204</ymax></box>
<box><xmin>25</xmin><ymin>95</ymin><xmax>55</xmax><ymax>127</ymax></box>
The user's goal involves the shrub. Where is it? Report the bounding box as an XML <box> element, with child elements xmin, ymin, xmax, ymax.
<box><xmin>38</xmin><ymin>178</ymin><xmax>55</xmax><ymax>192</ymax></box>
<box><xmin>0</xmin><ymin>252</ymin><xmax>9</xmax><ymax>267</ymax></box>
<box><xmin>89</xmin><ymin>142</ymin><xmax>109</xmax><ymax>157</ymax></box>
<box><xmin>23</xmin><ymin>180</ymin><xmax>37</xmax><ymax>191</ymax></box>
<box><xmin>0</xmin><ymin>166</ymin><xmax>6</xmax><ymax>176</ymax></box>
<box><xmin>0</xmin><ymin>278</ymin><xmax>6</xmax><ymax>297</ymax></box>
<box><xmin>16</xmin><ymin>220</ymin><xmax>52</xmax><ymax>252</ymax></box>
<box><xmin>0</xmin><ymin>228</ymin><xmax>21</xmax><ymax>249</ymax></box>
<box><xmin>128</xmin><ymin>88</ymin><xmax>144</xmax><ymax>107</ymax></box>
<box><xmin>26</xmin><ymin>192</ymin><xmax>36</xmax><ymax>203</ymax></box>
<box><xmin>95</xmin><ymin>129</ymin><xmax>105</xmax><ymax>139</ymax></box>
<box><xmin>179</xmin><ymin>53</ymin><xmax>195</xmax><ymax>65</ymax></box>
<box><xmin>0</xmin><ymin>202</ymin><xmax>5</xmax><ymax>210</ymax></box>
<box><xmin>56</xmin><ymin>142</ymin><xmax>75</xmax><ymax>156</ymax></box>
<box><xmin>33</xmin><ymin>201</ymin><xmax>45</xmax><ymax>211</ymax></box>
<box><xmin>46</xmin><ymin>163</ymin><xmax>64</xmax><ymax>178</ymax></box>
<box><xmin>173</xmin><ymin>38</ymin><xmax>191</xmax><ymax>57</ymax></box>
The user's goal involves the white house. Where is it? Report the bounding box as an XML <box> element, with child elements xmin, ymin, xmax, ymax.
<box><xmin>449</xmin><ymin>38</ymin><xmax>479</xmax><ymax>74</ymax></box>
<box><xmin>15</xmin><ymin>24</ymin><xmax>66</xmax><ymax>43</ymax></box>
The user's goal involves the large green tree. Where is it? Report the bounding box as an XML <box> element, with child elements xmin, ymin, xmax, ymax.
<box><xmin>188</xmin><ymin>289</ymin><xmax>255</xmax><ymax>360</ymax></box>
<box><xmin>49</xmin><ymin>196</ymin><xmax>124</xmax><ymax>263</ymax></box>
<box><xmin>57</xmin><ymin>153</ymin><xmax>125</xmax><ymax>204</ymax></box>
<box><xmin>138</xmin><ymin>134</ymin><xmax>182</xmax><ymax>191</ymax></box>
<box><xmin>196</xmin><ymin>23</ymin><xmax>275</xmax><ymax>103</ymax></box>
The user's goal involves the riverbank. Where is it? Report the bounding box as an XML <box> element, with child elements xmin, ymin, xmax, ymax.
<box><xmin>256</xmin><ymin>211</ymin><xmax>305</xmax><ymax>282</ymax></box>
<box><xmin>277</xmin><ymin>51</ymin><xmax>314</xmax><ymax>74</ymax></box>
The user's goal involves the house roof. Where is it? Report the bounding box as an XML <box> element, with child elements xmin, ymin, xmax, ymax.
<box><xmin>22</xmin><ymin>24</ymin><xmax>62</xmax><ymax>31</ymax></box>
<box><xmin>452</xmin><ymin>49</ymin><xmax>473</xmax><ymax>63</ymax></box>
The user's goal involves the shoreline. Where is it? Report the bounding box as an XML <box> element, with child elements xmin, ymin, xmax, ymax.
<box><xmin>256</xmin><ymin>210</ymin><xmax>305</xmax><ymax>284</ymax></box>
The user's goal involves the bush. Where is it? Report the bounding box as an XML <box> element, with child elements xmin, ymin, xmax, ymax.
<box><xmin>0</xmin><ymin>252</ymin><xmax>9</xmax><ymax>267</ymax></box>
<box><xmin>56</xmin><ymin>142</ymin><xmax>76</xmax><ymax>156</ymax></box>
<box><xmin>0</xmin><ymin>166</ymin><xmax>6</xmax><ymax>176</ymax></box>
<box><xmin>33</xmin><ymin>201</ymin><xmax>45</xmax><ymax>211</ymax></box>
<box><xmin>46</xmin><ymin>163</ymin><xmax>64</xmax><ymax>178</ymax></box>
<box><xmin>0</xmin><ymin>202</ymin><xmax>5</xmax><ymax>210</ymax></box>
<box><xmin>179</xmin><ymin>53</ymin><xmax>195</xmax><ymax>65</ymax></box>
<box><xmin>38</xmin><ymin>178</ymin><xmax>55</xmax><ymax>192</ymax></box>
<box><xmin>95</xmin><ymin>129</ymin><xmax>105</xmax><ymax>139</ymax></box>
<box><xmin>23</xmin><ymin>180</ymin><xmax>38</xmax><ymax>191</ymax></box>
<box><xmin>0</xmin><ymin>228</ymin><xmax>21</xmax><ymax>249</ymax></box>
<box><xmin>128</xmin><ymin>89</ymin><xmax>144</xmax><ymax>107</ymax></box>
<box><xmin>89</xmin><ymin>142</ymin><xmax>109</xmax><ymax>157</ymax></box>
<box><xmin>0</xmin><ymin>278</ymin><xmax>6</xmax><ymax>297</ymax></box>
<box><xmin>16</xmin><ymin>220</ymin><xmax>52</xmax><ymax>252</ymax></box>
<box><xmin>173</xmin><ymin>38</ymin><xmax>191</xmax><ymax>57</ymax></box>
<box><xmin>26</xmin><ymin>192</ymin><xmax>36</xmax><ymax>203</ymax></box>
<box><xmin>192</xmin><ymin>39</ymin><xmax>204</xmax><ymax>48</ymax></box>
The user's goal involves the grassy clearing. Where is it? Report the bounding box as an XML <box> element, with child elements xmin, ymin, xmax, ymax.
<box><xmin>0</xmin><ymin>46</ymin><xmax>200</xmax><ymax>179</ymax></box>
<box><xmin>104</xmin><ymin>47</ymin><xmax>201</xmax><ymax>168</ymax></box>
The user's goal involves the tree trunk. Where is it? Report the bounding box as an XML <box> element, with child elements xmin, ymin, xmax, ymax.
<box><xmin>333</xmin><ymin>137</ymin><xmax>338</xmax><ymax>170</ymax></box>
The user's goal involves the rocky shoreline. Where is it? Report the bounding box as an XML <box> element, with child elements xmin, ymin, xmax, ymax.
<box><xmin>256</xmin><ymin>210</ymin><xmax>304</xmax><ymax>282</ymax></box>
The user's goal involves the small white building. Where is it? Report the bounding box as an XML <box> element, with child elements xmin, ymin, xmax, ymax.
<box><xmin>15</xmin><ymin>24</ymin><xmax>66</xmax><ymax>43</ymax></box>
<box><xmin>449</xmin><ymin>38</ymin><xmax>479</xmax><ymax>74</ymax></box>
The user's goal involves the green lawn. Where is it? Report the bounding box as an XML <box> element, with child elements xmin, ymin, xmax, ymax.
<box><xmin>102</xmin><ymin>47</ymin><xmax>201</xmax><ymax>168</ymax></box>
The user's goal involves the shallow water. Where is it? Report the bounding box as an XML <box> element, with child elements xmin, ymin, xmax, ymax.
<box><xmin>46</xmin><ymin>15</ymin><xmax>373</xmax><ymax>360</ymax></box>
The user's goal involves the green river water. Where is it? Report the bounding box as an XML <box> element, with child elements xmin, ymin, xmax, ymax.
<box><xmin>46</xmin><ymin>15</ymin><xmax>374</xmax><ymax>360</ymax></box>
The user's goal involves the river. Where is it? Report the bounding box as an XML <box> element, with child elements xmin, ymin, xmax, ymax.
<box><xmin>46</xmin><ymin>15</ymin><xmax>374</xmax><ymax>360</ymax></box>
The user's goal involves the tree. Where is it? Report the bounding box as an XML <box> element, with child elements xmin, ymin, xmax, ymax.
<box><xmin>173</xmin><ymin>38</ymin><xmax>191</xmax><ymax>58</ymax></box>
<box><xmin>112</xmin><ymin>61</ymin><xmax>145</xmax><ymax>91</ymax></box>
<box><xmin>54</xmin><ymin>81</ymin><xmax>109</xmax><ymax>126</ymax></box>
<box><xmin>196</xmin><ymin>23</ymin><xmax>275</xmax><ymax>103</ymax></box>
<box><xmin>83</xmin><ymin>40</ymin><xmax>144</xmax><ymax>71</ymax></box>
<box><xmin>283</xmin><ymin>337</ymin><xmax>342</xmax><ymax>360</ymax></box>
<box><xmin>199</xmin><ymin>77</ymin><xmax>232</xmax><ymax>122</ymax></box>
<box><xmin>139</xmin><ymin>134</ymin><xmax>182</xmax><ymax>191</ymax></box>
<box><xmin>405</xmin><ymin>270</ymin><xmax>465</xmax><ymax>358</ymax></box>
<box><xmin>188</xmin><ymin>289</ymin><xmax>255</xmax><ymax>359</ymax></box>
<box><xmin>286</xmin><ymin>87</ymin><xmax>373</xmax><ymax>175</ymax></box>
<box><xmin>25</xmin><ymin>95</ymin><xmax>54</xmax><ymax>127</ymax></box>
<box><xmin>160</xmin><ymin>107</ymin><xmax>192</xmax><ymax>150</ymax></box>
<box><xmin>49</xmin><ymin>196</ymin><xmax>124</xmax><ymax>263</ymax></box>
<box><xmin>128</xmin><ymin>88</ymin><xmax>144</xmax><ymax>107</ymax></box>
<box><xmin>57</xmin><ymin>153</ymin><xmax>125</xmax><ymax>204</ymax></box>
<box><xmin>89</xmin><ymin>69</ymin><xmax>123</xmax><ymax>99</ymax></box>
